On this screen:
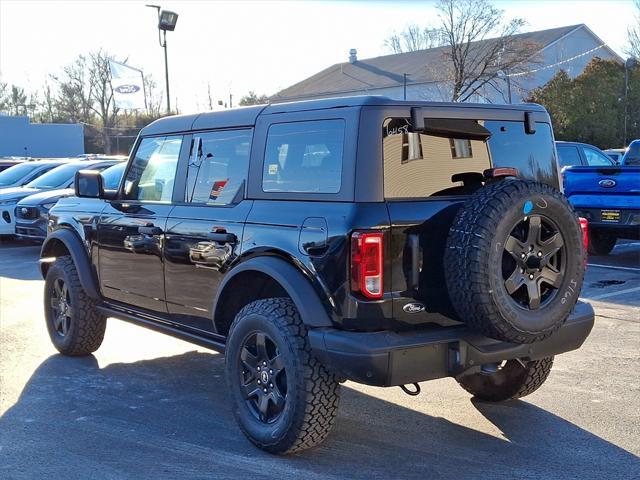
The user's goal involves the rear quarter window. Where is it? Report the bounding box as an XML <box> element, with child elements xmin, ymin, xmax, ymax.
<box><xmin>262</xmin><ymin>119</ymin><xmax>345</xmax><ymax>193</ymax></box>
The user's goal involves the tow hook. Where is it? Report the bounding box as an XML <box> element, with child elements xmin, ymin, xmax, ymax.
<box><xmin>399</xmin><ymin>383</ymin><xmax>421</xmax><ymax>396</ymax></box>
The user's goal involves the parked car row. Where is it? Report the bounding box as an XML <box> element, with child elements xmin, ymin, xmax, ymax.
<box><xmin>557</xmin><ymin>139</ymin><xmax>640</xmax><ymax>255</ymax></box>
<box><xmin>0</xmin><ymin>156</ymin><xmax>126</xmax><ymax>240</ymax></box>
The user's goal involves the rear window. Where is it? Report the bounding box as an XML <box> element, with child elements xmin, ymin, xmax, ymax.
<box><xmin>557</xmin><ymin>146</ymin><xmax>581</xmax><ymax>167</ymax></box>
<box><xmin>382</xmin><ymin>118</ymin><xmax>558</xmax><ymax>198</ymax></box>
<box><xmin>262</xmin><ymin>119</ymin><xmax>344</xmax><ymax>193</ymax></box>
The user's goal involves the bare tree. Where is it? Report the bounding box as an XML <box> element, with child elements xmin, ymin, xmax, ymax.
<box><xmin>239</xmin><ymin>91</ymin><xmax>269</xmax><ymax>106</ymax></box>
<box><xmin>627</xmin><ymin>0</ymin><xmax>640</xmax><ymax>58</ymax></box>
<box><xmin>207</xmin><ymin>82</ymin><xmax>215</xmax><ymax>110</ymax></box>
<box><xmin>144</xmin><ymin>75</ymin><xmax>163</xmax><ymax>117</ymax></box>
<box><xmin>87</xmin><ymin>50</ymin><xmax>119</xmax><ymax>153</ymax></box>
<box><xmin>51</xmin><ymin>54</ymin><xmax>94</xmax><ymax>123</ymax></box>
<box><xmin>436</xmin><ymin>0</ymin><xmax>538</xmax><ymax>102</ymax></box>
<box><xmin>384</xmin><ymin>25</ymin><xmax>447</xmax><ymax>53</ymax></box>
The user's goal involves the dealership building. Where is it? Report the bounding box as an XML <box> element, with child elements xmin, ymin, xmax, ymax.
<box><xmin>0</xmin><ymin>115</ymin><xmax>84</xmax><ymax>157</ymax></box>
<box><xmin>273</xmin><ymin>24</ymin><xmax>622</xmax><ymax>104</ymax></box>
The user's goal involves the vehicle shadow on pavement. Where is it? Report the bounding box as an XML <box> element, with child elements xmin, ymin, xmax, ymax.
<box><xmin>0</xmin><ymin>352</ymin><xmax>637</xmax><ymax>480</ymax></box>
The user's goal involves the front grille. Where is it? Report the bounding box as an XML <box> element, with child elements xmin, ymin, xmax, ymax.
<box><xmin>15</xmin><ymin>206</ymin><xmax>39</xmax><ymax>220</ymax></box>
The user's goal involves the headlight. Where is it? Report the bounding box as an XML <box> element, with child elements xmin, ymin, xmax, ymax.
<box><xmin>41</xmin><ymin>202</ymin><xmax>57</xmax><ymax>211</ymax></box>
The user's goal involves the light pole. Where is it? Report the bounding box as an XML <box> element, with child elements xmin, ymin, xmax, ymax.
<box><xmin>624</xmin><ymin>57</ymin><xmax>637</xmax><ymax>147</ymax></box>
<box><xmin>146</xmin><ymin>5</ymin><xmax>178</xmax><ymax>114</ymax></box>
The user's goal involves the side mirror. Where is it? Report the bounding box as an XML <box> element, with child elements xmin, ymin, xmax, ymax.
<box><xmin>75</xmin><ymin>170</ymin><xmax>105</xmax><ymax>199</ymax></box>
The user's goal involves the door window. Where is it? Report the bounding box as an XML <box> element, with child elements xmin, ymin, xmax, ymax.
<box><xmin>556</xmin><ymin>146</ymin><xmax>582</xmax><ymax>167</ymax></box>
<box><xmin>186</xmin><ymin>129</ymin><xmax>252</xmax><ymax>205</ymax></box>
<box><xmin>582</xmin><ymin>147</ymin><xmax>614</xmax><ymax>166</ymax></box>
<box><xmin>262</xmin><ymin>119</ymin><xmax>345</xmax><ymax>193</ymax></box>
<box><xmin>123</xmin><ymin>136</ymin><xmax>182</xmax><ymax>202</ymax></box>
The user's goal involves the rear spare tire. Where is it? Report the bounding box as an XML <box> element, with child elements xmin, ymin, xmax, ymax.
<box><xmin>444</xmin><ymin>179</ymin><xmax>585</xmax><ymax>344</ymax></box>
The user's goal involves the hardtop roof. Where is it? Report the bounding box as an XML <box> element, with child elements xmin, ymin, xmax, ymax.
<box><xmin>140</xmin><ymin>96</ymin><xmax>547</xmax><ymax>136</ymax></box>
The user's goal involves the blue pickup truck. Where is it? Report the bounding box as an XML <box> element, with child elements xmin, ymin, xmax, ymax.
<box><xmin>563</xmin><ymin>140</ymin><xmax>640</xmax><ymax>255</ymax></box>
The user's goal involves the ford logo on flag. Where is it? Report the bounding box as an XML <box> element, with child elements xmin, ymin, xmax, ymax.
<box><xmin>114</xmin><ymin>84</ymin><xmax>140</xmax><ymax>94</ymax></box>
<box><xmin>598</xmin><ymin>179</ymin><xmax>616</xmax><ymax>188</ymax></box>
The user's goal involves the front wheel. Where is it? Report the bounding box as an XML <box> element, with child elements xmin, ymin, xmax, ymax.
<box><xmin>44</xmin><ymin>256</ymin><xmax>106</xmax><ymax>356</ymax></box>
<box><xmin>225</xmin><ymin>297</ymin><xmax>340</xmax><ymax>454</ymax></box>
<box><xmin>456</xmin><ymin>357</ymin><xmax>554</xmax><ymax>402</ymax></box>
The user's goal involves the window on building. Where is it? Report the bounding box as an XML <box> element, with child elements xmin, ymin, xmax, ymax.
<box><xmin>450</xmin><ymin>138</ymin><xmax>473</xmax><ymax>158</ymax></box>
<box><xmin>262</xmin><ymin>119</ymin><xmax>344</xmax><ymax>193</ymax></box>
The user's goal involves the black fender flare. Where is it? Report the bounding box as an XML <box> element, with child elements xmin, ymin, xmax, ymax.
<box><xmin>214</xmin><ymin>256</ymin><xmax>333</xmax><ymax>328</ymax></box>
<box><xmin>40</xmin><ymin>229</ymin><xmax>101</xmax><ymax>300</ymax></box>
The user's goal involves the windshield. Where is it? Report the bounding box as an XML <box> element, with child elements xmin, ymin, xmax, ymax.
<box><xmin>623</xmin><ymin>141</ymin><xmax>640</xmax><ymax>166</ymax></box>
<box><xmin>0</xmin><ymin>162</ymin><xmax>41</xmax><ymax>186</ymax></box>
<box><xmin>26</xmin><ymin>162</ymin><xmax>85</xmax><ymax>189</ymax></box>
<box><xmin>101</xmin><ymin>162</ymin><xmax>126</xmax><ymax>189</ymax></box>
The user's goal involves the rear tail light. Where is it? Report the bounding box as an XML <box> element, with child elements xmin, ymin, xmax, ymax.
<box><xmin>579</xmin><ymin>217</ymin><xmax>589</xmax><ymax>259</ymax></box>
<box><xmin>351</xmin><ymin>231</ymin><xmax>384</xmax><ymax>299</ymax></box>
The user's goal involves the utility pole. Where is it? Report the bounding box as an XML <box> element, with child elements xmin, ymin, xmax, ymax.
<box><xmin>623</xmin><ymin>57</ymin><xmax>637</xmax><ymax>147</ymax></box>
<box><xmin>403</xmin><ymin>73</ymin><xmax>408</xmax><ymax>100</ymax></box>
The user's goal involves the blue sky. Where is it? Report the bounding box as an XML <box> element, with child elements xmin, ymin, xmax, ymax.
<box><xmin>0</xmin><ymin>0</ymin><xmax>636</xmax><ymax>112</ymax></box>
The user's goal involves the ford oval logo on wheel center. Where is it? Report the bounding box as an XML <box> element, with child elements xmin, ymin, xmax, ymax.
<box><xmin>599</xmin><ymin>179</ymin><xmax>617</xmax><ymax>188</ymax></box>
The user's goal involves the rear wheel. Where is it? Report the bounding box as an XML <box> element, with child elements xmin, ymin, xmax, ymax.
<box><xmin>457</xmin><ymin>357</ymin><xmax>554</xmax><ymax>401</ymax></box>
<box><xmin>44</xmin><ymin>256</ymin><xmax>106</xmax><ymax>356</ymax></box>
<box><xmin>225</xmin><ymin>297</ymin><xmax>340</xmax><ymax>454</ymax></box>
<box><xmin>588</xmin><ymin>230</ymin><xmax>617</xmax><ymax>256</ymax></box>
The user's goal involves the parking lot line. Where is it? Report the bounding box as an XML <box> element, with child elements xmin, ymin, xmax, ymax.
<box><xmin>587</xmin><ymin>263</ymin><xmax>640</xmax><ymax>273</ymax></box>
<box><xmin>586</xmin><ymin>286</ymin><xmax>640</xmax><ymax>301</ymax></box>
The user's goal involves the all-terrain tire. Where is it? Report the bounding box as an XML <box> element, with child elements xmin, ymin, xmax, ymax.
<box><xmin>444</xmin><ymin>179</ymin><xmax>585</xmax><ymax>344</ymax></box>
<box><xmin>588</xmin><ymin>230</ymin><xmax>617</xmax><ymax>256</ymax></box>
<box><xmin>457</xmin><ymin>357</ymin><xmax>554</xmax><ymax>401</ymax></box>
<box><xmin>44</xmin><ymin>256</ymin><xmax>106</xmax><ymax>356</ymax></box>
<box><xmin>225</xmin><ymin>297</ymin><xmax>340</xmax><ymax>454</ymax></box>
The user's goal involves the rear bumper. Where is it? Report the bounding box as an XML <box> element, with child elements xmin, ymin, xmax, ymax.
<box><xmin>575</xmin><ymin>207</ymin><xmax>640</xmax><ymax>238</ymax></box>
<box><xmin>309</xmin><ymin>301</ymin><xmax>595</xmax><ymax>387</ymax></box>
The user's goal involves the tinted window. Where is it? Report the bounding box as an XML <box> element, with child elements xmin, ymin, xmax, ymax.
<box><xmin>383</xmin><ymin>118</ymin><xmax>558</xmax><ymax>198</ymax></box>
<box><xmin>27</xmin><ymin>163</ymin><xmax>84</xmax><ymax>189</ymax></box>
<box><xmin>123</xmin><ymin>136</ymin><xmax>182</xmax><ymax>202</ymax></box>
<box><xmin>623</xmin><ymin>141</ymin><xmax>640</xmax><ymax>165</ymax></box>
<box><xmin>101</xmin><ymin>162</ymin><xmax>127</xmax><ymax>190</ymax></box>
<box><xmin>383</xmin><ymin>118</ymin><xmax>492</xmax><ymax>198</ymax></box>
<box><xmin>0</xmin><ymin>162</ymin><xmax>43</xmax><ymax>186</ymax></box>
<box><xmin>582</xmin><ymin>147</ymin><xmax>613</xmax><ymax>166</ymax></box>
<box><xmin>186</xmin><ymin>130</ymin><xmax>251</xmax><ymax>205</ymax></box>
<box><xmin>557</xmin><ymin>146</ymin><xmax>582</xmax><ymax>167</ymax></box>
<box><xmin>262</xmin><ymin>120</ymin><xmax>344</xmax><ymax>193</ymax></box>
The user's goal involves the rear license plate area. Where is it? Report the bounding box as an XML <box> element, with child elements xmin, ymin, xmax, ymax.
<box><xmin>601</xmin><ymin>209</ymin><xmax>620</xmax><ymax>222</ymax></box>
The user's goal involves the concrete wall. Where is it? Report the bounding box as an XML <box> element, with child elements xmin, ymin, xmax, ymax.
<box><xmin>0</xmin><ymin>115</ymin><xmax>84</xmax><ymax>157</ymax></box>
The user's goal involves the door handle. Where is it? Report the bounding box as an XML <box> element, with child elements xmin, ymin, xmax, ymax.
<box><xmin>207</xmin><ymin>231</ymin><xmax>237</xmax><ymax>243</ymax></box>
<box><xmin>138</xmin><ymin>225</ymin><xmax>163</xmax><ymax>235</ymax></box>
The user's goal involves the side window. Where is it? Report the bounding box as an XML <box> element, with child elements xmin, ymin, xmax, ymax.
<box><xmin>186</xmin><ymin>129</ymin><xmax>252</xmax><ymax>205</ymax></box>
<box><xmin>582</xmin><ymin>147</ymin><xmax>613</xmax><ymax>166</ymax></box>
<box><xmin>262</xmin><ymin>119</ymin><xmax>345</xmax><ymax>193</ymax></box>
<box><xmin>123</xmin><ymin>136</ymin><xmax>182</xmax><ymax>202</ymax></box>
<box><xmin>556</xmin><ymin>146</ymin><xmax>582</xmax><ymax>167</ymax></box>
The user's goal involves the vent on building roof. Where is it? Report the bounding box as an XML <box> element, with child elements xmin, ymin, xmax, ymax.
<box><xmin>349</xmin><ymin>48</ymin><xmax>357</xmax><ymax>64</ymax></box>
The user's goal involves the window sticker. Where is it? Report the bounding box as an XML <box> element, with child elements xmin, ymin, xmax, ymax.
<box><xmin>268</xmin><ymin>164</ymin><xmax>278</xmax><ymax>175</ymax></box>
<box><xmin>209</xmin><ymin>179</ymin><xmax>228</xmax><ymax>200</ymax></box>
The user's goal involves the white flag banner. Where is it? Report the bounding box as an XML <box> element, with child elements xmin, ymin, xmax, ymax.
<box><xmin>109</xmin><ymin>60</ymin><xmax>146</xmax><ymax>110</ymax></box>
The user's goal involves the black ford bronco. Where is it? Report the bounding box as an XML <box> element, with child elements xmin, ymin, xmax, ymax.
<box><xmin>40</xmin><ymin>96</ymin><xmax>594</xmax><ymax>454</ymax></box>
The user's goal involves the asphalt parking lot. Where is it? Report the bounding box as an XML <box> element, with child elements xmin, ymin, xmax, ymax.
<box><xmin>0</xmin><ymin>239</ymin><xmax>638</xmax><ymax>479</ymax></box>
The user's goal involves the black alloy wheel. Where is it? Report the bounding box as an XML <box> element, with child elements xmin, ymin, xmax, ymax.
<box><xmin>502</xmin><ymin>214</ymin><xmax>566</xmax><ymax>310</ymax></box>
<box><xmin>50</xmin><ymin>277</ymin><xmax>72</xmax><ymax>337</ymax></box>
<box><xmin>239</xmin><ymin>331</ymin><xmax>287</xmax><ymax>423</ymax></box>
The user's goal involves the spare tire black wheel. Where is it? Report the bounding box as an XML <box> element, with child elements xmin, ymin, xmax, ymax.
<box><xmin>444</xmin><ymin>179</ymin><xmax>585</xmax><ymax>344</ymax></box>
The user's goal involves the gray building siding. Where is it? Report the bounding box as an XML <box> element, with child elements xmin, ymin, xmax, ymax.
<box><xmin>275</xmin><ymin>25</ymin><xmax>622</xmax><ymax>105</ymax></box>
<box><xmin>0</xmin><ymin>116</ymin><xmax>84</xmax><ymax>157</ymax></box>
